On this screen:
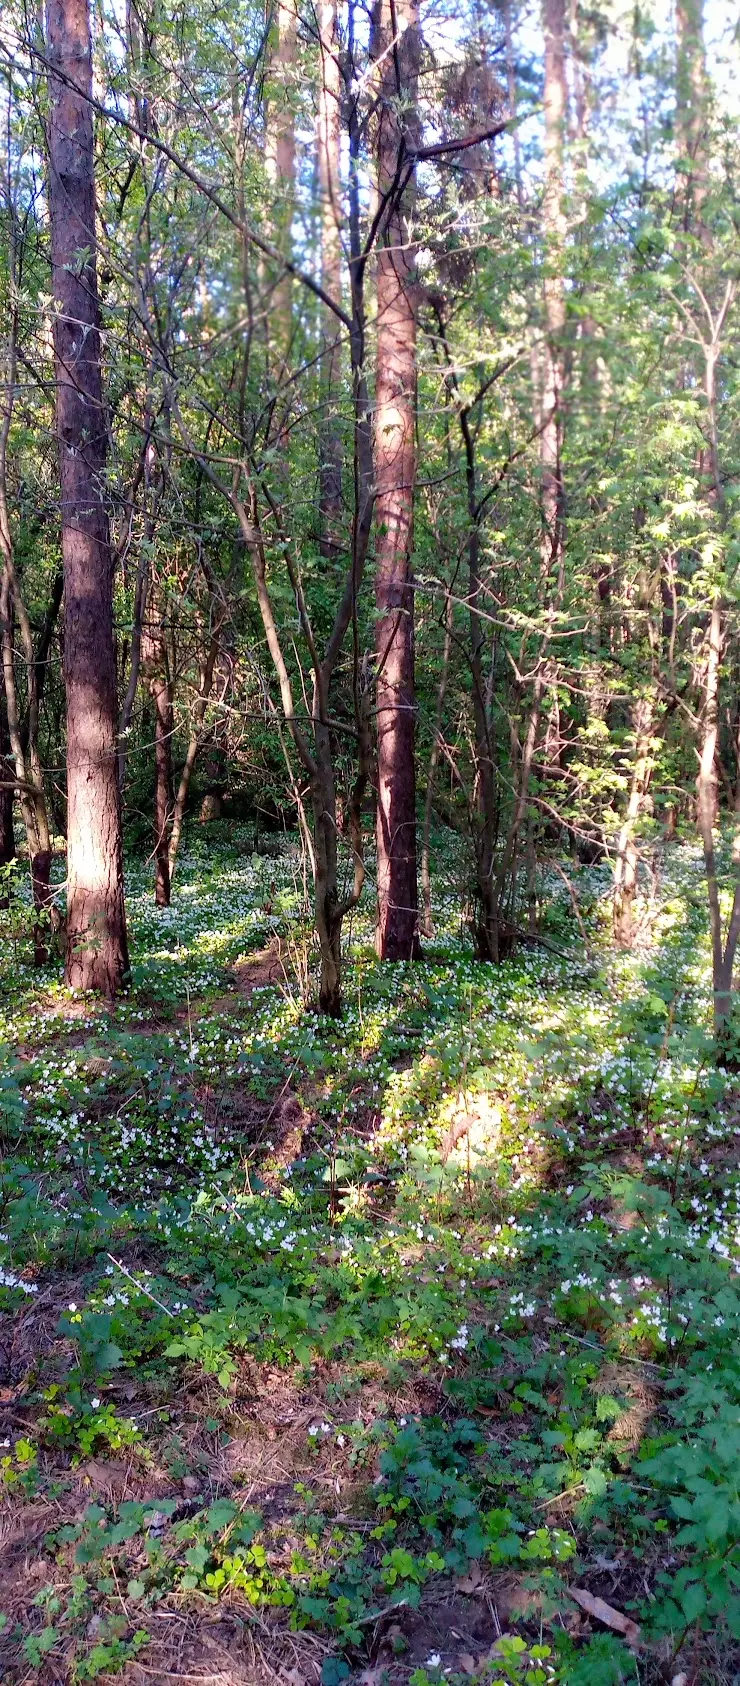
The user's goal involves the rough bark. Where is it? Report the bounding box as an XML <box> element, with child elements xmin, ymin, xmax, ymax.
<box><xmin>373</xmin><ymin>0</ymin><xmax>421</xmax><ymax>961</ymax></box>
<box><xmin>46</xmin><ymin>0</ymin><xmax>129</xmax><ymax>994</ymax></box>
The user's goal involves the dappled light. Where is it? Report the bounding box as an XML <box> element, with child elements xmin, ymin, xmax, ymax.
<box><xmin>2</xmin><ymin>0</ymin><xmax>740</xmax><ymax>1672</ymax></box>
<box><xmin>0</xmin><ymin>830</ymin><xmax>738</xmax><ymax>1681</ymax></box>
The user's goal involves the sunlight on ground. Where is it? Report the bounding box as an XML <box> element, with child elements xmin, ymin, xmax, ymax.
<box><xmin>0</xmin><ymin>829</ymin><xmax>738</xmax><ymax>1682</ymax></box>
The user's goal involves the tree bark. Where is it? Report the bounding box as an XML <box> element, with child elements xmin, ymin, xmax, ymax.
<box><xmin>540</xmin><ymin>0</ymin><xmax>567</xmax><ymax>590</ymax></box>
<box><xmin>317</xmin><ymin>0</ymin><xmax>343</xmax><ymax>556</ymax></box>
<box><xmin>151</xmin><ymin>672</ymin><xmax>173</xmax><ymax>906</ymax></box>
<box><xmin>373</xmin><ymin>0</ymin><xmax>421</xmax><ymax>961</ymax></box>
<box><xmin>46</xmin><ymin>0</ymin><xmax>129</xmax><ymax>994</ymax></box>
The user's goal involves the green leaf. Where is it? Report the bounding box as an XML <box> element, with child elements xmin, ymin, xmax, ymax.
<box><xmin>680</xmin><ymin>1580</ymin><xmax>707</xmax><ymax>1622</ymax></box>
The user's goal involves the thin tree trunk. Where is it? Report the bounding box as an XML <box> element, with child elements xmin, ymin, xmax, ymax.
<box><xmin>317</xmin><ymin>0</ymin><xmax>343</xmax><ymax>555</ymax></box>
<box><xmin>151</xmin><ymin>672</ymin><xmax>173</xmax><ymax>906</ymax></box>
<box><xmin>0</xmin><ymin>287</ymin><xmax>55</xmax><ymax>953</ymax></box>
<box><xmin>0</xmin><ymin>700</ymin><xmax>15</xmax><ymax>890</ymax></box>
<box><xmin>464</xmin><ymin>430</ymin><xmax>499</xmax><ymax>960</ymax></box>
<box><xmin>373</xmin><ymin>0</ymin><xmax>421</xmax><ymax>961</ymax></box>
<box><xmin>46</xmin><ymin>0</ymin><xmax>129</xmax><ymax>994</ymax></box>
<box><xmin>168</xmin><ymin>627</ymin><xmax>220</xmax><ymax>879</ymax></box>
<box><xmin>613</xmin><ymin>695</ymin><xmax>654</xmax><ymax>946</ymax></box>
<box><xmin>676</xmin><ymin>0</ymin><xmax>708</xmax><ymax>233</ymax></box>
<box><xmin>540</xmin><ymin>0</ymin><xmax>567</xmax><ymax>590</ymax></box>
<box><xmin>265</xmin><ymin>0</ymin><xmax>297</xmax><ymax>367</ymax></box>
<box><xmin>118</xmin><ymin>542</ymin><xmax>150</xmax><ymax>789</ymax></box>
<box><xmin>420</xmin><ymin>591</ymin><xmax>453</xmax><ymax>938</ymax></box>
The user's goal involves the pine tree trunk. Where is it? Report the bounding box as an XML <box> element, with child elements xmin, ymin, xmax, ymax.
<box><xmin>373</xmin><ymin>0</ymin><xmax>421</xmax><ymax>961</ymax></box>
<box><xmin>46</xmin><ymin>0</ymin><xmax>129</xmax><ymax>995</ymax></box>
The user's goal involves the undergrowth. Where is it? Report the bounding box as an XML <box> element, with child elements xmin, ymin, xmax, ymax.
<box><xmin>0</xmin><ymin>827</ymin><xmax>738</xmax><ymax>1684</ymax></box>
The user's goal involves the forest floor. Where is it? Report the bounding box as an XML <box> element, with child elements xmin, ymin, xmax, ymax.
<box><xmin>0</xmin><ymin>827</ymin><xmax>738</xmax><ymax>1686</ymax></box>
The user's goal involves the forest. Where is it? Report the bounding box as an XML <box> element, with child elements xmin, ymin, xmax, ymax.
<box><xmin>0</xmin><ymin>0</ymin><xmax>739</xmax><ymax>1679</ymax></box>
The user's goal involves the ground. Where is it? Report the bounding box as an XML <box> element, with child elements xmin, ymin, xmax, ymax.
<box><xmin>0</xmin><ymin>826</ymin><xmax>738</xmax><ymax>1686</ymax></box>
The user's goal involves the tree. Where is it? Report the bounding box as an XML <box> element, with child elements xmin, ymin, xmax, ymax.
<box><xmin>46</xmin><ymin>0</ymin><xmax>129</xmax><ymax>993</ymax></box>
<box><xmin>373</xmin><ymin>0</ymin><xmax>422</xmax><ymax>961</ymax></box>
<box><xmin>316</xmin><ymin>0</ymin><xmax>343</xmax><ymax>557</ymax></box>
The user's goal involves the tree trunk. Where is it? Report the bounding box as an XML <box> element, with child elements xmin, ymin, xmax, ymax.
<box><xmin>373</xmin><ymin>0</ymin><xmax>421</xmax><ymax>961</ymax></box>
<box><xmin>676</xmin><ymin>0</ymin><xmax>708</xmax><ymax>232</ymax></box>
<box><xmin>311</xmin><ymin>725</ymin><xmax>342</xmax><ymax>1016</ymax></box>
<box><xmin>265</xmin><ymin>0</ymin><xmax>297</xmax><ymax>367</ymax></box>
<box><xmin>152</xmin><ymin>672</ymin><xmax>173</xmax><ymax>906</ymax></box>
<box><xmin>46</xmin><ymin>0</ymin><xmax>129</xmax><ymax>995</ymax></box>
<box><xmin>168</xmin><ymin>627</ymin><xmax>220</xmax><ymax>880</ymax></box>
<box><xmin>540</xmin><ymin>0</ymin><xmax>567</xmax><ymax>589</ymax></box>
<box><xmin>31</xmin><ymin>849</ymin><xmax>54</xmax><ymax>967</ymax></box>
<box><xmin>0</xmin><ymin>700</ymin><xmax>15</xmax><ymax>903</ymax></box>
<box><xmin>613</xmin><ymin>695</ymin><xmax>654</xmax><ymax>947</ymax></box>
<box><xmin>317</xmin><ymin>0</ymin><xmax>343</xmax><ymax>556</ymax></box>
<box><xmin>464</xmin><ymin>430</ymin><xmax>499</xmax><ymax>961</ymax></box>
<box><xmin>420</xmin><ymin>592</ymin><xmax>453</xmax><ymax>939</ymax></box>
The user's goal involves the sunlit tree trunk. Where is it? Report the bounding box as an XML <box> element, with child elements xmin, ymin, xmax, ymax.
<box><xmin>373</xmin><ymin>0</ymin><xmax>421</xmax><ymax>961</ymax></box>
<box><xmin>46</xmin><ymin>0</ymin><xmax>129</xmax><ymax>994</ymax></box>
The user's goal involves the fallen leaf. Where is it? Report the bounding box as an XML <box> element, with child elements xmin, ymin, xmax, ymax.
<box><xmin>458</xmin><ymin>1654</ymin><xmax>476</xmax><ymax>1675</ymax></box>
<box><xmin>568</xmin><ymin>1587</ymin><xmax>641</xmax><ymax>1648</ymax></box>
<box><xmin>79</xmin><ymin>1458</ymin><xmax>129</xmax><ymax>1490</ymax></box>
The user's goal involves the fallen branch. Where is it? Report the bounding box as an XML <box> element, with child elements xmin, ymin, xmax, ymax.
<box><xmin>568</xmin><ymin>1586</ymin><xmax>641</xmax><ymax>1649</ymax></box>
